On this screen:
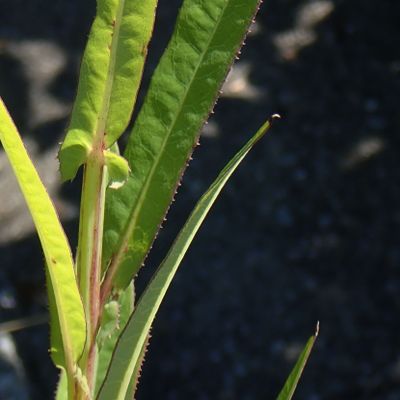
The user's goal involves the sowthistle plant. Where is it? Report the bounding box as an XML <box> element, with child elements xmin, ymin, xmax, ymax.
<box><xmin>0</xmin><ymin>1</ymin><xmax>317</xmax><ymax>399</ymax></box>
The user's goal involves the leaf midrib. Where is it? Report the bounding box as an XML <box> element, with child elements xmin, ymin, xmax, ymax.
<box><xmin>95</xmin><ymin>0</ymin><xmax>126</xmax><ymax>145</ymax></box>
<box><xmin>110</xmin><ymin>0</ymin><xmax>230</xmax><ymax>279</ymax></box>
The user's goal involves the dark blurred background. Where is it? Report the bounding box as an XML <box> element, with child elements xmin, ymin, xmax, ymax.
<box><xmin>0</xmin><ymin>0</ymin><xmax>400</xmax><ymax>399</ymax></box>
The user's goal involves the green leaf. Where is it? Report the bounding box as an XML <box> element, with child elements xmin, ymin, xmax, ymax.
<box><xmin>94</xmin><ymin>283</ymin><xmax>134</xmax><ymax>397</ymax></box>
<box><xmin>58</xmin><ymin>0</ymin><xmax>158</xmax><ymax>181</ymax></box>
<box><xmin>103</xmin><ymin>0</ymin><xmax>263</xmax><ymax>291</ymax></box>
<box><xmin>104</xmin><ymin>150</ymin><xmax>130</xmax><ymax>189</ymax></box>
<box><xmin>55</xmin><ymin>370</ymin><xmax>67</xmax><ymax>400</ymax></box>
<box><xmin>0</xmin><ymin>99</ymin><xmax>86</xmax><ymax>379</ymax></box>
<box><xmin>276</xmin><ymin>323</ymin><xmax>319</xmax><ymax>400</ymax></box>
<box><xmin>97</xmin><ymin>117</ymin><xmax>275</xmax><ymax>400</ymax></box>
<box><xmin>97</xmin><ymin>300</ymin><xmax>120</xmax><ymax>349</ymax></box>
<box><xmin>129</xmin><ymin>332</ymin><xmax>151</xmax><ymax>399</ymax></box>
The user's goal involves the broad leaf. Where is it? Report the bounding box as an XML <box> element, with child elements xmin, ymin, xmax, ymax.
<box><xmin>0</xmin><ymin>99</ymin><xmax>86</xmax><ymax>376</ymax></box>
<box><xmin>97</xmin><ymin>117</ymin><xmax>275</xmax><ymax>400</ymax></box>
<box><xmin>102</xmin><ymin>0</ymin><xmax>263</xmax><ymax>291</ymax></box>
<box><xmin>276</xmin><ymin>323</ymin><xmax>319</xmax><ymax>400</ymax></box>
<box><xmin>59</xmin><ymin>0</ymin><xmax>158</xmax><ymax>181</ymax></box>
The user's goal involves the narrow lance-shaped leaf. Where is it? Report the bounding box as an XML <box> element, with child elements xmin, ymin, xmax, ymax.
<box><xmin>97</xmin><ymin>117</ymin><xmax>276</xmax><ymax>400</ymax></box>
<box><xmin>102</xmin><ymin>0</ymin><xmax>263</xmax><ymax>291</ymax></box>
<box><xmin>59</xmin><ymin>0</ymin><xmax>158</xmax><ymax>181</ymax></box>
<box><xmin>0</xmin><ymin>99</ymin><xmax>86</xmax><ymax>378</ymax></box>
<box><xmin>276</xmin><ymin>323</ymin><xmax>319</xmax><ymax>400</ymax></box>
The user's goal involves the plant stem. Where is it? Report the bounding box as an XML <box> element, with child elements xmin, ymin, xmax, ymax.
<box><xmin>76</xmin><ymin>141</ymin><xmax>107</xmax><ymax>398</ymax></box>
<box><xmin>74</xmin><ymin>2</ymin><xmax>126</xmax><ymax>392</ymax></box>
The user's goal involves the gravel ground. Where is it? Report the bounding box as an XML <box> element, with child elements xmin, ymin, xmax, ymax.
<box><xmin>0</xmin><ymin>0</ymin><xmax>400</xmax><ymax>399</ymax></box>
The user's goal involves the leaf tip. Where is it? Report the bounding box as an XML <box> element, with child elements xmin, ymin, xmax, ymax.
<box><xmin>58</xmin><ymin>131</ymin><xmax>91</xmax><ymax>181</ymax></box>
<box><xmin>270</xmin><ymin>113</ymin><xmax>282</xmax><ymax>123</ymax></box>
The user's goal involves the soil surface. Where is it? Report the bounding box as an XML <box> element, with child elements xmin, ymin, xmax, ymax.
<box><xmin>0</xmin><ymin>0</ymin><xmax>399</xmax><ymax>399</ymax></box>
